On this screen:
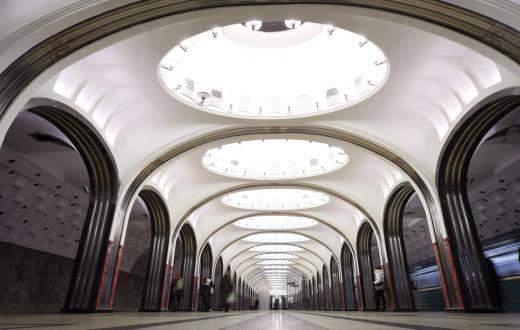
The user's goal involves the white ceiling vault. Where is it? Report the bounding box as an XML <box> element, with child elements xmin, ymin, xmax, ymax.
<box><xmin>1</xmin><ymin>1</ymin><xmax>520</xmax><ymax>296</ymax></box>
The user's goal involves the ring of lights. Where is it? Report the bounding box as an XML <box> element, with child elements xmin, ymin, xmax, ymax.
<box><xmin>222</xmin><ymin>188</ymin><xmax>330</xmax><ymax>210</ymax></box>
<box><xmin>158</xmin><ymin>20</ymin><xmax>389</xmax><ymax>119</ymax></box>
<box><xmin>202</xmin><ymin>139</ymin><xmax>348</xmax><ymax>180</ymax></box>
<box><xmin>234</xmin><ymin>215</ymin><xmax>318</xmax><ymax>230</ymax></box>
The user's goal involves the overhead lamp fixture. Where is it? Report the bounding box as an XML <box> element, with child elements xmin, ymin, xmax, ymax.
<box><xmin>235</xmin><ymin>215</ymin><xmax>318</xmax><ymax>230</ymax></box>
<box><xmin>245</xmin><ymin>20</ymin><xmax>262</xmax><ymax>31</ymax></box>
<box><xmin>203</xmin><ymin>139</ymin><xmax>348</xmax><ymax>180</ymax></box>
<box><xmin>323</xmin><ymin>24</ymin><xmax>335</xmax><ymax>35</ymax></box>
<box><xmin>262</xmin><ymin>265</ymin><xmax>291</xmax><ymax>269</ymax></box>
<box><xmin>284</xmin><ymin>19</ymin><xmax>302</xmax><ymax>29</ymax></box>
<box><xmin>222</xmin><ymin>188</ymin><xmax>330</xmax><ymax>211</ymax></box>
<box><xmin>244</xmin><ymin>233</ymin><xmax>308</xmax><ymax>243</ymax></box>
<box><xmin>257</xmin><ymin>259</ymin><xmax>295</xmax><ymax>265</ymax></box>
<box><xmin>254</xmin><ymin>253</ymin><xmax>299</xmax><ymax>259</ymax></box>
<box><xmin>250</xmin><ymin>245</ymin><xmax>304</xmax><ymax>253</ymax></box>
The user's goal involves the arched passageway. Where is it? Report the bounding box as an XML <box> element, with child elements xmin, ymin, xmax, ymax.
<box><xmin>170</xmin><ymin>224</ymin><xmax>196</xmax><ymax>311</ymax></box>
<box><xmin>322</xmin><ymin>264</ymin><xmax>331</xmax><ymax>310</ymax></box>
<box><xmin>0</xmin><ymin>103</ymin><xmax>118</xmax><ymax>313</ymax></box>
<box><xmin>213</xmin><ymin>257</ymin><xmax>223</xmax><ymax>311</ymax></box>
<box><xmin>437</xmin><ymin>89</ymin><xmax>520</xmax><ymax>311</ymax></box>
<box><xmin>384</xmin><ymin>184</ymin><xmax>444</xmax><ymax>311</ymax></box>
<box><xmin>330</xmin><ymin>257</ymin><xmax>342</xmax><ymax>310</ymax></box>
<box><xmin>357</xmin><ymin>222</ymin><xmax>382</xmax><ymax>311</ymax></box>
<box><xmin>198</xmin><ymin>243</ymin><xmax>213</xmax><ymax>311</ymax></box>
<box><xmin>114</xmin><ymin>190</ymin><xmax>169</xmax><ymax>311</ymax></box>
<box><xmin>341</xmin><ymin>243</ymin><xmax>357</xmax><ymax>310</ymax></box>
<box><xmin>316</xmin><ymin>271</ymin><xmax>323</xmax><ymax>310</ymax></box>
<box><xmin>114</xmin><ymin>196</ymin><xmax>150</xmax><ymax>311</ymax></box>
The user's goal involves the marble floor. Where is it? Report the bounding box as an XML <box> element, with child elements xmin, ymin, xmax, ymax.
<box><xmin>0</xmin><ymin>310</ymin><xmax>519</xmax><ymax>330</ymax></box>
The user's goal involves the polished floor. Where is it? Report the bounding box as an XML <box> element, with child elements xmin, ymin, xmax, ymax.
<box><xmin>1</xmin><ymin>311</ymin><xmax>520</xmax><ymax>330</ymax></box>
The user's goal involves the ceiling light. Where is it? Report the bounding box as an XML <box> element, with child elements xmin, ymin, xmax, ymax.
<box><xmin>203</xmin><ymin>139</ymin><xmax>348</xmax><ymax>180</ymax></box>
<box><xmin>234</xmin><ymin>215</ymin><xmax>318</xmax><ymax>230</ymax></box>
<box><xmin>250</xmin><ymin>245</ymin><xmax>304</xmax><ymax>253</ymax></box>
<box><xmin>244</xmin><ymin>20</ymin><xmax>262</xmax><ymax>31</ymax></box>
<box><xmin>158</xmin><ymin>20</ymin><xmax>388</xmax><ymax>119</ymax></box>
<box><xmin>262</xmin><ymin>265</ymin><xmax>291</xmax><ymax>269</ymax></box>
<box><xmin>263</xmin><ymin>269</ymin><xmax>290</xmax><ymax>273</ymax></box>
<box><xmin>244</xmin><ymin>233</ymin><xmax>308</xmax><ymax>243</ymax></box>
<box><xmin>254</xmin><ymin>253</ymin><xmax>299</xmax><ymax>259</ymax></box>
<box><xmin>256</xmin><ymin>259</ymin><xmax>295</xmax><ymax>265</ymax></box>
<box><xmin>284</xmin><ymin>19</ymin><xmax>302</xmax><ymax>29</ymax></box>
<box><xmin>222</xmin><ymin>188</ymin><xmax>330</xmax><ymax>211</ymax></box>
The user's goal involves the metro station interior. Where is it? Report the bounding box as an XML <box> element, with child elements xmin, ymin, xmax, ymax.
<box><xmin>0</xmin><ymin>1</ymin><xmax>519</xmax><ymax>329</ymax></box>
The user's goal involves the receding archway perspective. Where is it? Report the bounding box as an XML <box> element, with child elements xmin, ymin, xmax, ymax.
<box><xmin>170</xmin><ymin>224</ymin><xmax>196</xmax><ymax>311</ymax></box>
<box><xmin>340</xmin><ymin>243</ymin><xmax>357</xmax><ymax>310</ymax></box>
<box><xmin>1</xmin><ymin>1</ymin><xmax>520</xmax><ymax>328</ymax></box>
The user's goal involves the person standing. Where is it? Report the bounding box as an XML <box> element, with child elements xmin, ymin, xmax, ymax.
<box><xmin>373</xmin><ymin>266</ymin><xmax>386</xmax><ymax>311</ymax></box>
<box><xmin>174</xmin><ymin>277</ymin><xmax>184</xmax><ymax>311</ymax></box>
<box><xmin>221</xmin><ymin>274</ymin><xmax>232</xmax><ymax>312</ymax></box>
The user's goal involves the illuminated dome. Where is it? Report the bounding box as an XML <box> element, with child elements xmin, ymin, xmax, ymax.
<box><xmin>234</xmin><ymin>215</ymin><xmax>318</xmax><ymax>230</ymax></box>
<box><xmin>250</xmin><ymin>245</ymin><xmax>303</xmax><ymax>252</ymax></box>
<box><xmin>257</xmin><ymin>259</ymin><xmax>295</xmax><ymax>265</ymax></box>
<box><xmin>243</xmin><ymin>233</ymin><xmax>308</xmax><ymax>243</ymax></box>
<box><xmin>222</xmin><ymin>188</ymin><xmax>330</xmax><ymax>210</ymax></box>
<box><xmin>262</xmin><ymin>265</ymin><xmax>291</xmax><ymax>269</ymax></box>
<box><xmin>203</xmin><ymin>139</ymin><xmax>348</xmax><ymax>180</ymax></box>
<box><xmin>254</xmin><ymin>253</ymin><xmax>299</xmax><ymax>259</ymax></box>
<box><xmin>158</xmin><ymin>20</ymin><xmax>388</xmax><ymax>119</ymax></box>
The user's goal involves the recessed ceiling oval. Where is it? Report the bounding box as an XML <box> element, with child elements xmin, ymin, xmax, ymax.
<box><xmin>222</xmin><ymin>188</ymin><xmax>330</xmax><ymax>211</ymax></box>
<box><xmin>158</xmin><ymin>20</ymin><xmax>389</xmax><ymax>119</ymax></box>
<box><xmin>203</xmin><ymin>139</ymin><xmax>348</xmax><ymax>180</ymax></box>
<box><xmin>243</xmin><ymin>232</ymin><xmax>308</xmax><ymax>243</ymax></box>
<box><xmin>254</xmin><ymin>253</ymin><xmax>299</xmax><ymax>259</ymax></box>
<box><xmin>250</xmin><ymin>245</ymin><xmax>304</xmax><ymax>252</ymax></box>
<box><xmin>234</xmin><ymin>215</ymin><xmax>318</xmax><ymax>230</ymax></box>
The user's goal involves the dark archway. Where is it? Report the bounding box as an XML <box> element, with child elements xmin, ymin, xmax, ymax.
<box><xmin>437</xmin><ymin>88</ymin><xmax>520</xmax><ymax>311</ymax></box>
<box><xmin>213</xmin><ymin>257</ymin><xmax>223</xmax><ymax>310</ymax></box>
<box><xmin>357</xmin><ymin>222</ymin><xmax>380</xmax><ymax>310</ymax></box>
<box><xmin>198</xmin><ymin>243</ymin><xmax>213</xmax><ymax>311</ymax></box>
<box><xmin>232</xmin><ymin>271</ymin><xmax>237</xmax><ymax>311</ymax></box>
<box><xmin>323</xmin><ymin>265</ymin><xmax>332</xmax><ymax>310</ymax></box>
<box><xmin>385</xmin><ymin>184</ymin><xmax>445</xmax><ymax>311</ymax></box>
<box><xmin>0</xmin><ymin>100</ymin><xmax>118</xmax><ymax>313</ymax></box>
<box><xmin>340</xmin><ymin>243</ymin><xmax>357</xmax><ymax>310</ymax></box>
<box><xmin>138</xmin><ymin>190</ymin><xmax>170</xmax><ymax>311</ymax></box>
<box><xmin>0</xmin><ymin>102</ymin><xmax>118</xmax><ymax>313</ymax></box>
<box><xmin>113</xmin><ymin>196</ymin><xmax>150</xmax><ymax>311</ymax></box>
<box><xmin>316</xmin><ymin>271</ymin><xmax>323</xmax><ymax>310</ymax></box>
<box><xmin>237</xmin><ymin>277</ymin><xmax>242</xmax><ymax>310</ymax></box>
<box><xmin>383</xmin><ymin>183</ymin><xmax>416</xmax><ymax>311</ymax></box>
<box><xmin>170</xmin><ymin>224</ymin><xmax>196</xmax><ymax>311</ymax></box>
<box><xmin>330</xmin><ymin>257</ymin><xmax>341</xmax><ymax>310</ymax></box>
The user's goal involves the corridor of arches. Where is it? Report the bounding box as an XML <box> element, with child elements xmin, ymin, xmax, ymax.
<box><xmin>0</xmin><ymin>1</ymin><xmax>519</xmax><ymax>329</ymax></box>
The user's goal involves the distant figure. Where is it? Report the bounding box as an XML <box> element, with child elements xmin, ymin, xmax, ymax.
<box><xmin>174</xmin><ymin>277</ymin><xmax>184</xmax><ymax>311</ymax></box>
<box><xmin>199</xmin><ymin>277</ymin><xmax>214</xmax><ymax>312</ymax></box>
<box><xmin>486</xmin><ymin>258</ymin><xmax>502</xmax><ymax>309</ymax></box>
<box><xmin>373</xmin><ymin>265</ymin><xmax>386</xmax><ymax>311</ymax></box>
<box><xmin>411</xmin><ymin>280</ymin><xmax>418</xmax><ymax>292</ymax></box>
<box><xmin>254</xmin><ymin>298</ymin><xmax>259</xmax><ymax>310</ymax></box>
<box><xmin>208</xmin><ymin>278</ymin><xmax>215</xmax><ymax>312</ymax></box>
<box><xmin>221</xmin><ymin>274</ymin><xmax>233</xmax><ymax>312</ymax></box>
<box><xmin>274</xmin><ymin>298</ymin><xmax>280</xmax><ymax>310</ymax></box>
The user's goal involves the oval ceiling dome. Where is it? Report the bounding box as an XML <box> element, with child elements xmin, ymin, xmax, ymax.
<box><xmin>159</xmin><ymin>20</ymin><xmax>389</xmax><ymax>119</ymax></box>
